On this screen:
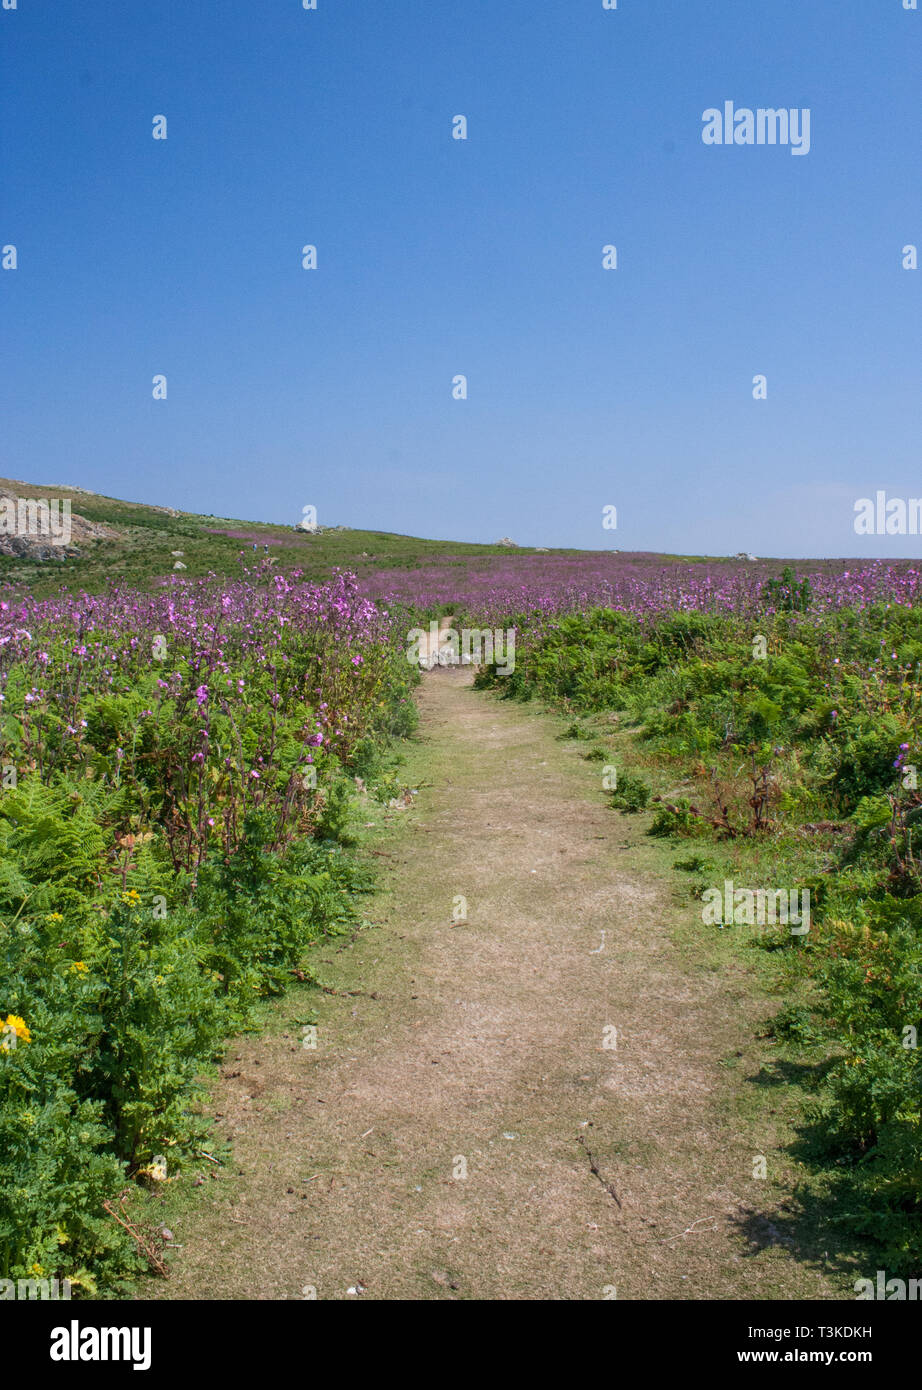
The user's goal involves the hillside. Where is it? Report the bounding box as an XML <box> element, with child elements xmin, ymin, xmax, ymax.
<box><xmin>0</xmin><ymin>478</ymin><xmax>883</xmax><ymax>605</ymax></box>
<box><xmin>0</xmin><ymin>478</ymin><xmax>581</xmax><ymax>598</ymax></box>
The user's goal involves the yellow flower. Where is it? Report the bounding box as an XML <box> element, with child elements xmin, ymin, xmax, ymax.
<box><xmin>45</xmin><ymin>912</ymin><xmax>64</xmax><ymax>924</ymax></box>
<box><xmin>0</xmin><ymin>1014</ymin><xmax>31</xmax><ymax>1050</ymax></box>
<box><xmin>138</xmin><ymin>1157</ymin><xmax>168</xmax><ymax>1183</ymax></box>
<box><xmin>30</xmin><ymin>1263</ymin><xmax>44</xmax><ymax>1277</ymax></box>
<box><xmin>70</xmin><ymin>961</ymin><xmax>89</xmax><ymax>975</ymax></box>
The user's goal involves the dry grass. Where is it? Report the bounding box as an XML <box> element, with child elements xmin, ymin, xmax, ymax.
<box><xmin>137</xmin><ymin>670</ymin><xmax>852</xmax><ymax>1301</ymax></box>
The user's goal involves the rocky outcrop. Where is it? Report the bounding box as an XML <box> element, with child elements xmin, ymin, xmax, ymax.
<box><xmin>0</xmin><ymin>485</ymin><xmax>118</xmax><ymax>561</ymax></box>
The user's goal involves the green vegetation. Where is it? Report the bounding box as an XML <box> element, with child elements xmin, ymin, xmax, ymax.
<box><xmin>0</xmin><ymin>568</ymin><xmax>416</xmax><ymax>1292</ymax></box>
<box><xmin>609</xmin><ymin>770</ymin><xmax>652</xmax><ymax>813</ymax></box>
<box><xmin>0</xmin><ymin>796</ymin><xmax>368</xmax><ymax>1293</ymax></box>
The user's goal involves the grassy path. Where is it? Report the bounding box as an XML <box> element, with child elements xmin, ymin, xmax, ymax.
<box><xmin>146</xmin><ymin>670</ymin><xmax>844</xmax><ymax>1301</ymax></box>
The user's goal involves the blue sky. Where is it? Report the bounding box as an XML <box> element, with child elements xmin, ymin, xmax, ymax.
<box><xmin>2</xmin><ymin>0</ymin><xmax>920</xmax><ymax>556</ymax></box>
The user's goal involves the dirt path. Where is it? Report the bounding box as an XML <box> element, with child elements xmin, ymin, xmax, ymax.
<box><xmin>150</xmin><ymin>670</ymin><xmax>840</xmax><ymax>1301</ymax></box>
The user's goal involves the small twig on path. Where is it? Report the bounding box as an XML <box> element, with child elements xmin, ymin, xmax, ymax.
<box><xmin>577</xmin><ymin>1135</ymin><xmax>622</xmax><ymax>1209</ymax></box>
<box><xmin>658</xmin><ymin>1216</ymin><xmax>720</xmax><ymax>1245</ymax></box>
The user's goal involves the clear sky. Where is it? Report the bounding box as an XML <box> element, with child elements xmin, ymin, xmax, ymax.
<box><xmin>2</xmin><ymin>1</ymin><xmax>920</xmax><ymax>557</ymax></box>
